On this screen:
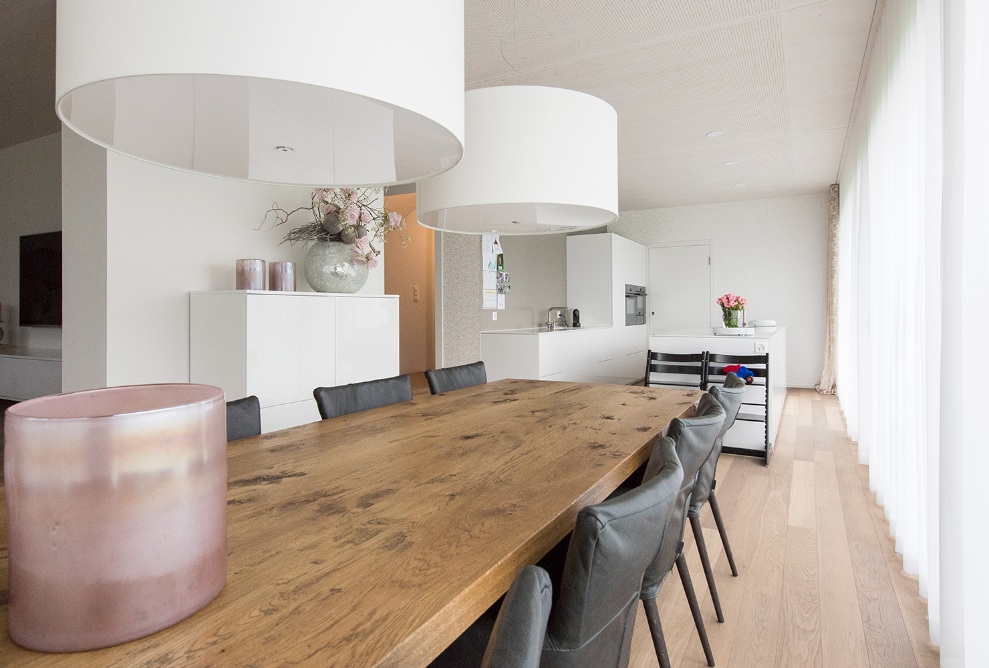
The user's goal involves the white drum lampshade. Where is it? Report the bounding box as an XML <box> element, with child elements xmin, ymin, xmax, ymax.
<box><xmin>417</xmin><ymin>86</ymin><xmax>618</xmax><ymax>235</ymax></box>
<box><xmin>55</xmin><ymin>0</ymin><xmax>464</xmax><ymax>187</ymax></box>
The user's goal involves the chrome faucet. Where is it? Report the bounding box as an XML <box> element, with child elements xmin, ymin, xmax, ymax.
<box><xmin>547</xmin><ymin>307</ymin><xmax>569</xmax><ymax>330</ymax></box>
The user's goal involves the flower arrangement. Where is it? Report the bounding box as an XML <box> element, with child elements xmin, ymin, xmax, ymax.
<box><xmin>262</xmin><ymin>187</ymin><xmax>409</xmax><ymax>268</ymax></box>
<box><xmin>716</xmin><ymin>293</ymin><xmax>746</xmax><ymax>328</ymax></box>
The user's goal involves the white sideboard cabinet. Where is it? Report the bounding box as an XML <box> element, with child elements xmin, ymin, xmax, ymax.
<box><xmin>0</xmin><ymin>346</ymin><xmax>62</xmax><ymax>401</ymax></box>
<box><xmin>190</xmin><ymin>291</ymin><xmax>399</xmax><ymax>432</ymax></box>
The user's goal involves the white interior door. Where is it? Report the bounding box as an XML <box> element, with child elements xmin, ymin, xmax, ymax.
<box><xmin>647</xmin><ymin>244</ymin><xmax>712</xmax><ymax>335</ymax></box>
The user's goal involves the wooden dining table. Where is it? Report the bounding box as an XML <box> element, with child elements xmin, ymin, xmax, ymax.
<box><xmin>0</xmin><ymin>379</ymin><xmax>700</xmax><ymax>667</ymax></box>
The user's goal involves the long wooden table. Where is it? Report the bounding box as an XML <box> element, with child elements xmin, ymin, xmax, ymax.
<box><xmin>0</xmin><ymin>379</ymin><xmax>700</xmax><ymax>666</ymax></box>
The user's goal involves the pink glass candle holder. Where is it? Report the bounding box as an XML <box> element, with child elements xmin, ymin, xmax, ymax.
<box><xmin>269</xmin><ymin>261</ymin><xmax>296</xmax><ymax>291</ymax></box>
<box><xmin>235</xmin><ymin>258</ymin><xmax>265</xmax><ymax>290</ymax></box>
<box><xmin>3</xmin><ymin>384</ymin><xmax>228</xmax><ymax>652</ymax></box>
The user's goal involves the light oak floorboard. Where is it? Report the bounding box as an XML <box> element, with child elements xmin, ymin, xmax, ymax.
<box><xmin>628</xmin><ymin>388</ymin><xmax>939</xmax><ymax>668</ymax></box>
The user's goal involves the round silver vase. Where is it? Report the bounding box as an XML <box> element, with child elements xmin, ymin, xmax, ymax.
<box><xmin>303</xmin><ymin>241</ymin><xmax>369</xmax><ymax>294</ymax></box>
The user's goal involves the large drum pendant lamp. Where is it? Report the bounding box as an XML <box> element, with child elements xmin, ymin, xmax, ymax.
<box><xmin>417</xmin><ymin>86</ymin><xmax>618</xmax><ymax>235</ymax></box>
<box><xmin>55</xmin><ymin>0</ymin><xmax>464</xmax><ymax>187</ymax></box>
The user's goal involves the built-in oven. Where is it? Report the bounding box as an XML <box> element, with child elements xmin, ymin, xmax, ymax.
<box><xmin>625</xmin><ymin>284</ymin><xmax>647</xmax><ymax>325</ymax></box>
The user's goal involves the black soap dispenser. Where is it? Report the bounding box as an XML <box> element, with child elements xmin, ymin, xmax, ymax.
<box><xmin>572</xmin><ymin>308</ymin><xmax>581</xmax><ymax>328</ymax></box>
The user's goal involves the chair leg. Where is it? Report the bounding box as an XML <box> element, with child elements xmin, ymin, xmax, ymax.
<box><xmin>676</xmin><ymin>553</ymin><xmax>716</xmax><ymax>667</ymax></box>
<box><xmin>690</xmin><ymin>515</ymin><xmax>725</xmax><ymax>623</ymax></box>
<box><xmin>709</xmin><ymin>489</ymin><xmax>738</xmax><ymax>577</ymax></box>
<box><xmin>642</xmin><ymin>596</ymin><xmax>672</xmax><ymax>668</ymax></box>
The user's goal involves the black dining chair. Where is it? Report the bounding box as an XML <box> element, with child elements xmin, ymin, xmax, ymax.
<box><xmin>644</xmin><ymin>350</ymin><xmax>708</xmax><ymax>390</ymax></box>
<box><xmin>640</xmin><ymin>393</ymin><xmax>725</xmax><ymax>668</ymax></box>
<box><xmin>313</xmin><ymin>374</ymin><xmax>413</xmax><ymax>419</ymax></box>
<box><xmin>705</xmin><ymin>352</ymin><xmax>771</xmax><ymax>463</ymax></box>
<box><xmin>432</xmin><ymin>437</ymin><xmax>684</xmax><ymax>668</ymax></box>
<box><xmin>479</xmin><ymin>565</ymin><xmax>553</xmax><ymax>668</ymax></box>
<box><xmin>689</xmin><ymin>373</ymin><xmax>746</xmax><ymax>624</ymax></box>
<box><xmin>425</xmin><ymin>361</ymin><xmax>488</xmax><ymax>395</ymax></box>
<box><xmin>225</xmin><ymin>395</ymin><xmax>261</xmax><ymax>441</ymax></box>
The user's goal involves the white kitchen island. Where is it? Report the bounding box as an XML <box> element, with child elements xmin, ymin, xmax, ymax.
<box><xmin>481</xmin><ymin>324</ymin><xmax>648</xmax><ymax>385</ymax></box>
<box><xmin>649</xmin><ymin>327</ymin><xmax>787</xmax><ymax>462</ymax></box>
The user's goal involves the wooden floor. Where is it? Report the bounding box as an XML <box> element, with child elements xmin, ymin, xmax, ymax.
<box><xmin>628</xmin><ymin>388</ymin><xmax>939</xmax><ymax>668</ymax></box>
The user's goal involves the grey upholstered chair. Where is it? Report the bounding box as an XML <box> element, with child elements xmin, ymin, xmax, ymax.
<box><xmin>480</xmin><ymin>565</ymin><xmax>553</xmax><ymax>668</ymax></box>
<box><xmin>640</xmin><ymin>393</ymin><xmax>725</xmax><ymax>668</ymax></box>
<box><xmin>225</xmin><ymin>395</ymin><xmax>261</xmax><ymax>441</ymax></box>
<box><xmin>689</xmin><ymin>373</ymin><xmax>746</xmax><ymax>623</ymax></box>
<box><xmin>539</xmin><ymin>436</ymin><xmax>683</xmax><ymax>668</ymax></box>
<box><xmin>431</xmin><ymin>438</ymin><xmax>683</xmax><ymax>668</ymax></box>
<box><xmin>313</xmin><ymin>374</ymin><xmax>413</xmax><ymax>419</ymax></box>
<box><xmin>425</xmin><ymin>361</ymin><xmax>488</xmax><ymax>395</ymax></box>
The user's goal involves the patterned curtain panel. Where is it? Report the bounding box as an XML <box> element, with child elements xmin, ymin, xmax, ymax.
<box><xmin>816</xmin><ymin>184</ymin><xmax>839</xmax><ymax>394</ymax></box>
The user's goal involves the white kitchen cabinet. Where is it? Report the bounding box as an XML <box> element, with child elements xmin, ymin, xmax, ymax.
<box><xmin>0</xmin><ymin>346</ymin><xmax>62</xmax><ymax>400</ymax></box>
<box><xmin>190</xmin><ymin>291</ymin><xmax>399</xmax><ymax>432</ymax></box>
<box><xmin>567</xmin><ymin>233</ymin><xmax>646</xmax><ymax>329</ymax></box>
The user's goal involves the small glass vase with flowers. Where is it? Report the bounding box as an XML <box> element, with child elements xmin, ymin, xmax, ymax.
<box><xmin>716</xmin><ymin>293</ymin><xmax>746</xmax><ymax>328</ymax></box>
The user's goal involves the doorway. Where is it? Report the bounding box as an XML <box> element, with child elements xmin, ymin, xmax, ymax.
<box><xmin>647</xmin><ymin>243</ymin><xmax>713</xmax><ymax>335</ymax></box>
<box><xmin>383</xmin><ymin>194</ymin><xmax>436</xmax><ymax>383</ymax></box>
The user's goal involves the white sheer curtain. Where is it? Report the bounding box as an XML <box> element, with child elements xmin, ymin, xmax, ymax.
<box><xmin>835</xmin><ymin>0</ymin><xmax>989</xmax><ymax>656</ymax></box>
<box><xmin>939</xmin><ymin>0</ymin><xmax>989</xmax><ymax>663</ymax></box>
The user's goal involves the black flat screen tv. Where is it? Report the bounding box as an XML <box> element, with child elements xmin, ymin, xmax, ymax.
<box><xmin>19</xmin><ymin>231</ymin><xmax>62</xmax><ymax>327</ymax></box>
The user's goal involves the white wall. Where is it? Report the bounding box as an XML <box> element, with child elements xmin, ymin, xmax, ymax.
<box><xmin>61</xmin><ymin>131</ymin><xmax>107</xmax><ymax>391</ymax></box>
<box><xmin>61</xmin><ymin>143</ymin><xmax>387</xmax><ymax>390</ymax></box>
<box><xmin>0</xmin><ymin>133</ymin><xmax>63</xmax><ymax>350</ymax></box>
<box><xmin>480</xmin><ymin>234</ymin><xmax>567</xmax><ymax>331</ymax></box>
<box><xmin>610</xmin><ymin>193</ymin><xmax>829</xmax><ymax>387</ymax></box>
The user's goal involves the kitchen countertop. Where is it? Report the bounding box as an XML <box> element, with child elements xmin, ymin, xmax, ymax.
<box><xmin>481</xmin><ymin>326</ymin><xmax>616</xmax><ymax>335</ymax></box>
<box><xmin>651</xmin><ymin>326</ymin><xmax>782</xmax><ymax>339</ymax></box>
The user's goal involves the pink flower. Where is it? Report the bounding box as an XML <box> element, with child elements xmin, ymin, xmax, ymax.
<box><xmin>386</xmin><ymin>211</ymin><xmax>405</xmax><ymax>231</ymax></box>
<box><xmin>360</xmin><ymin>208</ymin><xmax>373</xmax><ymax>224</ymax></box>
<box><xmin>717</xmin><ymin>293</ymin><xmax>746</xmax><ymax>310</ymax></box>
<box><xmin>344</xmin><ymin>204</ymin><xmax>359</xmax><ymax>224</ymax></box>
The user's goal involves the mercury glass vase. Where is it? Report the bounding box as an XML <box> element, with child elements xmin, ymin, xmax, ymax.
<box><xmin>235</xmin><ymin>258</ymin><xmax>265</xmax><ymax>290</ymax></box>
<box><xmin>3</xmin><ymin>384</ymin><xmax>228</xmax><ymax>652</ymax></box>
<box><xmin>304</xmin><ymin>241</ymin><xmax>369</xmax><ymax>293</ymax></box>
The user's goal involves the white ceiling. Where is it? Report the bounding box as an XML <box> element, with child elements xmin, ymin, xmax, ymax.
<box><xmin>0</xmin><ymin>0</ymin><xmax>877</xmax><ymax>211</ymax></box>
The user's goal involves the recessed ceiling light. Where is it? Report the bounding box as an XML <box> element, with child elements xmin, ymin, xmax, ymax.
<box><xmin>706</xmin><ymin>130</ymin><xmax>727</xmax><ymax>138</ymax></box>
<box><xmin>275</xmin><ymin>146</ymin><xmax>294</xmax><ymax>153</ymax></box>
<box><xmin>723</xmin><ymin>160</ymin><xmax>739</xmax><ymax>166</ymax></box>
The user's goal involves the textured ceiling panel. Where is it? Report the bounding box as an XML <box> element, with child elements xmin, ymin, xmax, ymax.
<box><xmin>464</xmin><ymin>0</ymin><xmax>875</xmax><ymax>211</ymax></box>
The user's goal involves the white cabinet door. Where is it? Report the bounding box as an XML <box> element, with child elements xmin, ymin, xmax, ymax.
<box><xmin>335</xmin><ymin>298</ymin><xmax>400</xmax><ymax>385</ymax></box>
<box><xmin>245</xmin><ymin>294</ymin><xmax>336</xmax><ymax>407</ymax></box>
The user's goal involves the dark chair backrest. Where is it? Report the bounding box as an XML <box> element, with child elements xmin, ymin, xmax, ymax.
<box><xmin>225</xmin><ymin>395</ymin><xmax>261</xmax><ymax>442</ymax></box>
<box><xmin>705</xmin><ymin>352</ymin><xmax>768</xmax><ymax>389</ymax></box>
<box><xmin>690</xmin><ymin>373</ymin><xmax>746</xmax><ymax>514</ymax></box>
<box><xmin>481</xmin><ymin>565</ymin><xmax>553</xmax><ymax>668</ymax></box>
<box><xmin>425</xmin><ymin>361</ymin><xmax>488</xmax><ymax>395</ymax></box>
<box><xmin>644</xmin><ymin>350</ymin><xmax>708</xmax><ymax>389</ymax></box>
<box><xmin>641</xmin><ymin>394</ymin><xmax>725</xmax><ymax>599</ymax></box>
<box><xmin>541</xmin><ymin>438</ymin><xmax>684</xmax><ymax>668</ymax></box>
<box><xmin>313</xmin><ymin>374</ymin><xmax>413</xmax><ymax>419</ymax></box>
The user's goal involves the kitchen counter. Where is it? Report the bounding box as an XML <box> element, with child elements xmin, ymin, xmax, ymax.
<box><xmin>648</xmin><ymin>327</ymin><xmax>787</xmax><ymax>461</ymax></box>
<box><xmin>481</xmin><ymin>324</ymin><xmax>648</xmax><ymax>384</ymax></box>
<box><xmin>652</xmin><ymin>326</ymin><xmax>780</xmax><ymax>339</ymax></box>
<box><xmin>480</xmin><ymin>325</ymin><xmax>612</xmax><ymax>335</ymax></box>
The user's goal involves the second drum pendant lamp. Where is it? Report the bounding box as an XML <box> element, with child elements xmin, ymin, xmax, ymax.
<box><xmin>55</xmin><ymin>0</ymin><xmax>465</xmax><ymax>187</ymax></box>
<box><xmin>417</xmin><ymin>86</ymin><xmax>619</xmax><ymax>235</ymax></box>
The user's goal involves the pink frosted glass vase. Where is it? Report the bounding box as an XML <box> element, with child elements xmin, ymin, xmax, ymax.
<box><xmin>3</xmin><ymin>384</ymin><xmax>228</xmax><ymax>652</ymax></box>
